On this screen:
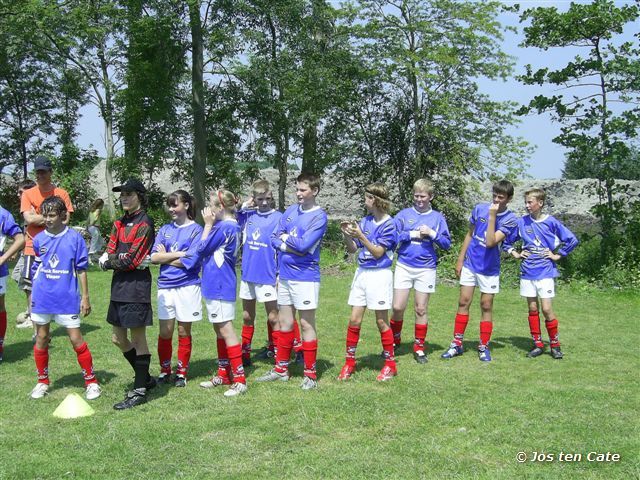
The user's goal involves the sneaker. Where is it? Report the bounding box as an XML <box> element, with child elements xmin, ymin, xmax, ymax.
<box><xmin>337</xmin><ymin>363</ymin><xmax>355</xmax><ymax>381</ymax></box>
<box><xmin>242</xmin><ymin>356</ymin><xmax>252</xmax><ymax>368</ymax></box>
<box><xmin>294</xmin><ymin>350</ymin><xmax>304</xmax><ymax>365</ymax></box>
<box><xmin>224</xmin><ymin>382</ymin><xmax>248</xmax><ymax>397</ymax></box>
<box><xmin>255</xmin><ymin>348</ymin><xmax>275</xmax><ymax>360</ymax></box>
<box><xmin>199</xmin><ymin>375</ymin><xmax>231</xmax><ymax>388</ymax></box>
<box><xmin>30</xmin><ymin>382</ymin><xmax>49</xmax><ymax>399</ymax></box>
<box><xmin>414</xmin><ymin>350</ymin><xmax>428</xmax><ymax>364</ymax></box>
<box><xmin>478</xmin><ymin>346</ymin><xmax>492</xmax><ymax>362</ymax></box>
<box><xmin>376</xmin><ymin>365</ymin><xmax>397</xmax><ymax>382</ymax></box>
<box><xmin>441</xmin><ymin>343</ymin><xmax>463</xmax><ymax>359</ymax></box>
<box><xmin>174</xmin><ymin>375</ymin><xmax>187</xmax><ymax>388</ymax></box>
<box><xmin>113</xmin><ymin>390</ymin><xmax>147</xmax><ymax>410</ymax></box>
<box><xmin>85</xmin><ymin>383</ymin><xmax>102</xmax><ymax>400</ymax></box>
<box><xmin>146</xmin><ymin>376</ymin><xmax>157</xmax><ymax>390</ymax></box>
<box><xmin>255</xmin><ymin>368</ymin><xmax>290</xmax><ymax>383</ymax></box>
<box><xmin>157</xmin><ymin>373</ymin><xmax>172</xmax><ymax>384</ymax></box>
<box><xmin>300</xmin><ymin>376</ymin><xmax>317</xmax><ymax>390</ymax></box>
<box><xmin>550</xmin><ymin>347</ymin><xmax>564</xmax><ymax>359</ymax></box>
<box><xmin>527</xmin><ymin>346</ymin><xmax>544</xmax><ymax>358</ymax></box>
<box><xmin>16</xmin><ymin>313</ymin><xmax>33</xmax><ymax>329</ymax></box>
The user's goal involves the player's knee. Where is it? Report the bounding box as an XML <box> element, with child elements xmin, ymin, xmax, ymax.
<box><xmin>111</xmin><ymin>334</ymin><xmax>122</xmax><ymax>347</ymax></box>
<box><xmin>414</xmin><ymin>305</ymin><xmax>426</xmax><ymax>317</ymax></box>
<box><xmin>480</xmin><ymin>299</ymin><xmax>493</xmax><ymax>313</ymax></box>
<box><xmin>242</xmin><ymin>311</ymin><xmax>254</xmax><ymax>325</ymax></box>
<box><xmin>541</xmin><ymin>307</ymin><xmax>554</xmax><ymax>320</ymax></box>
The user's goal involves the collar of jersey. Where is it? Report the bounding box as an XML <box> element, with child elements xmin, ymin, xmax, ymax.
<box><xmin>412</xmin><ymin>207</ymin><xmax>433</xmax><ymax>215</ymax></box>
<box><xmin>298</xmin><ymin>205</ymin><xmax>320</xmax><ymax>213</ymax></box>
<box><xmin>43</xmin><ymin>226</ymin><xmax>69</xmax><ymax>238</ymax></box>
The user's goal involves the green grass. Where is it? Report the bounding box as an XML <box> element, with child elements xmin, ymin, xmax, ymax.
<box><xmin>0</xmin><ymin>265</ymin><xmax>638</xmax><ymax>479</ymax></box>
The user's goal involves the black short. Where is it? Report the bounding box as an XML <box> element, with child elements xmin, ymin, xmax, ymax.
<box><xmin>107</xmin><ymin>301</ymin><xmax>153</xmax><ymax>328</ymax></box>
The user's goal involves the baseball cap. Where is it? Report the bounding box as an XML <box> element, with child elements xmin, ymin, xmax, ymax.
<box><xmin>34</xmin><ymin>156</ymin><xmax>53</xmax><ymax>171</ymax></box>
<box><xmin>112</xmin><ymin>178</ymin><xmax>146</xmax><ymax>194</ymax></box>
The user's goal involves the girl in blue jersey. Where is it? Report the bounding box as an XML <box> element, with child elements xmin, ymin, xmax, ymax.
<box><xmin>338</xmin><ymin>183</ymin><xmax>398</xmax><ymax>381</ymax></box>
<box><xmin>181</xmin><ymin>189</ymin><xmax>247</xmax><ymax>397</ymax></box>
<box><xmin>151</xmin><ymin>190</ymin><xmax>203</xmax><ymax>387</ymax></box>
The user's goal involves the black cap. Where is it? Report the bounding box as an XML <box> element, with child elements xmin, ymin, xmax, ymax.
<box><xmin>34</xmin><ymin>156</ymin><xmax>53</xmax><ymax>171</ymax></box>
<box><xmin>112</xmin><ymin>178</ymin><xmax>146</xmax><ymax>194</ymax></box>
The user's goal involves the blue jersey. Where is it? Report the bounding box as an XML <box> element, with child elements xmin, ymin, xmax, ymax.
<box><xmin>152</xmin><ymin>221</ymin><xmax>203</xmax><ymax>289</ymax></box>
<box><xmin>463</xmin><ymin>203</ymin><xmax>517</xmax><ymax>276</ymax></box>
<box><xmin>31</xmin><ymin>227</ymin><xmax>88</xmax><ymax>315</ymax></box>
<box><xmin>271</xmin><ymin>205</ymin><xmax>328</xmax><ymax>282</ymax></box>
<box><xmin>241</xmin><ymin>209</ymin><xmax>282</xmax><ymax>285</ymax></box>
<box><xmin>354</xmin><ymin>215</ymin><xmax>397</xmax><ymax>269</ymax></box>
<box><xmin>182</xmin><ymin>219</ymin><xmax>240</xmax><ymax>301</ymax></box>
<box><xmin>0</xmin><ymin>207</ymin><xmax>21</xmax><ymax>278</ymax></box>
<box><xmin>505</xmin><ymin>214</ymin><xmax>579</xmax><ymax>280</ymax></box>
<box><xmin>395</xmin><ymin>207</ymin><xmax>451</xmax><ymax>269</ymax></box>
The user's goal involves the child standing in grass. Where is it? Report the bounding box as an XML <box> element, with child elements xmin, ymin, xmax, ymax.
<box><xmin>182</xmin><ymin>189</ymin><xmax>247</xmax><ymax>397</ymax></box>
<box><xmin>337</xmin><ymin>183</ymin><xmax>398</xmax><ymax>382</ymax></box>
<box><xmin>441</xmin><ymin>180</ymin><xmax>517</xmax><ymax>362</ymax></box>
<box><xmin>29</xmin><ymin>196</ymin><xmax>100</xmax><ymax>400</ymax></box>
<box><xmin>504</xmin><ymin>188</ymin><xmax>578</xmax><ymax>359</ymax></box>
<box><xmin>151</xmin><ymin>190</ymin><xmax>203</xmax><ymax>387</ymax></box>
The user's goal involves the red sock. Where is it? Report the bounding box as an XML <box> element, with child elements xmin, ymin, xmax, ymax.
<box><xmin>528</xmin><ymin>313</ymin><xmax>544</xmax><ymax>348</ymax></box>
<box><xmin>414</xmin><ymin>323</ymin><xmax>428</xmax><ymax>352</ymax></box>
<box><xmin>216</xmin><ymin>337</ymin><xmax>231</xmax><ymax>380</ymax></box>
<box><xmin>157</xmin><ymin>336</ymin><xmax>173</xmax><ymax>375</ymax></box>
<box><xmin>546</xmin><ymin>319</ymin><xmax>560</xmax><ymax>347</ymax></box>
<box><xmin>345</xmin><ymin>325</ymin><xmax>361</xmax><ymax>366</ymax></box>
<box><xmin>292</xmin><ymin>320</ymin><xmax>302</xmax><ymax>353</ymax></box>
<box><xmin>227</xmin><ymin>343</ymin><xmax>246</xmax><ymax>384</ymax></box>
<box><xmin>479</xmin><ymin>321</ymin><xmax>493</xmax><ymax>347</ymax></box>
<box><xmin>390</xmin><ymin>318</ymin><xmax>403</xmax><ymax>345</ymax></box>
<box><xmin>0</xmin><ymin>311</ymin><xmax>6</xmax><ymax>356</ymax></box>
<box><xmin>380</xmin><ymin>328</ymin><xmax>396</xmax><ymax>367</ymax></box>
<box><xmin>34</xmin><ymin>345</ymin><xmax>49</xmax><ymax>384</ymax></box>
<box><xmin>272</xmin><ymin>329</ymin><xmax>280</xmax><ymax>356</ymax></box>
<box><xmin>267</xmin><ymin>322</ymin><xmax>275</xmax><ymax>351</ymax></box>
<box><xmin>274</xmin><ymin>330</ymin><xmax>294</xmax><ymax>374</ymax></box>
<box><xmin>453</xmin><ymin>313</ymin><xmax>469</xmax><ymax>346</ymax></box>
<box><xmin>241</xmin><ymin>325</ymin><xmax>255</xmax><ymax>360</ymax></box>
<box><xmin>176</xmin><ymin>335</ymin><xmax>192</xmax><ymax>377</ymax></box>
<box><xmin>74</xmin><ymin>342</ymin><xmax>97</xmax><ymax>385</ymax></box>
<box><xmin>303</xmin><ymin>340</ymin><xmax>318</xmax><ymax>379</ymax></box>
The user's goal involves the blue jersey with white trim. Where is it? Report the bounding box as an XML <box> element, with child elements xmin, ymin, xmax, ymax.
<box><xmin>152</xmin><ymin>221</ymin><xmax>203</xmax><ymax>289</ymax></box>
<box><xmin>505</xmin><ymin>214</ymin><xmax>578</xmax><ymax>280</ymax></box>
<box><xmin>463</xmin><ymin>203</ymin><xmax>517</xmax><ymax>276</ymax></box>
<box><xmin>271</xmin><ymin>205</ymin><xmax>327</xmax><ymax>282</ymax></box>
<box><xmin>395</xmin><ymin>207</ymin><xmax>451</xmax><ymax>269</ymax></box>
<box><xmin>354</xmin><ymin>215</ymin><xmax>397</xmax><ymax>269</ymax></box>
<box><xmin>182</xmin><ymin>219</ymin><xmax>240</xmax><ymax>301</ymax></box>
<box><xmin>0</xmin><ymin>207</ymin><xmax>21</xmax><ymax>278</ymax></box>
<box><xmin>241</xmin><ymin>209</ymin><xmax>282</xmax><ymax>285</ymax></box>
<box><xmin>31</xmin><ymin>227</ymin><xmax>88</xmax><ymax>315</ymax></box>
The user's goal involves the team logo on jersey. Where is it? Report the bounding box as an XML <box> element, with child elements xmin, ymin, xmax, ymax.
<box><xmin>164</xmin><ymin>232</ymin><xmax>172</xmax><ymax>238</ymax></box>
<box><xmin>526</xmin><ymin>228</ymin><xmax>534</xmax><ymax>235</ymax></box>
<box><xmin>48</xmin><ymin>254</ymin><xmax>60</xmax><ymax>268</ymax></box>
<box><xmin>408</xmin><ymin>219</ymin><xmax>415</xmax><ymax>224</ymax></box>
<box><xmin>252</xmin><ymin>228</ymin><xmax>261</xmax><ymax>241</ymax></box>
<box><xmin>364</xmin><ymin>230</ymin><xmax>370</xmax><ymax>235</ymax></box>
<box><xmin>170</xmin><ymin>242</ymin><xmax>180</xmax><ymax>252</ymax></box>
<box><xmin>480</xmin><ymin>218</ymin><xmax>487</xmax><ymax>223</ymax></box>
<box><xmin>39</xmin><ymin>246</ymin><xmax>48</xmax><ymax>254</ymax></box>
<box><xmin>290</xmin><ymin>227</ymin><xmax>298</xmax><ymax>237</ymax></box>
<box><xmin>286</xmin><ymin>217</ymin><xmax>292</xmax><ymax>222</ymax></box>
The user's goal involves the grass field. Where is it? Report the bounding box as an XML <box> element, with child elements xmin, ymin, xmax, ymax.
<box><xmin>0</xmin><ymin>265</ymin><xmax>638</xmax><ymax>479</ymax></box>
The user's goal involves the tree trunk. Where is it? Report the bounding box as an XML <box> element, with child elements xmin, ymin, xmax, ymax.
<box><xmin>98</xmin><ymin>44</ymin><xmax>116</xmax><ymax>219</ymax></box>
<box><xmin>190</xmin><ymin>1</ymin><xmax>207</xmax><ymax>222</ymax></box>
<box><xmin>301</xmin><ymin>119</ymin><xmax>317</xmax><ymax>174</ymax></box>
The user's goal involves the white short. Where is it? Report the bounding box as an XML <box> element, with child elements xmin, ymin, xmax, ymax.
<box><xmin>204</xmin><ymin>299</ymin><xmax>236</xmax><ymax>323</ymax></box>
<box><xmin>157</xmin><ymin>284</ymin><xmax>203</xmax><ymax>322</ymax></box>
<box><xmin>32</xmin><ymin>312</ymin><xmax>81</xmax><ymax>329</ymax></box>
<box><xmin>394</xmin><ymin>263</ymin><xmax>436</xmax><ymax>293</ymax></box>
<box><xmin>239</xmin><ymin>281</ymin><xmax>278</xmax><ymax>303</ymax></box>
<box><xmin>278</xmin><ymin>279</ymin><xmax>319</xmax><ymax>310</ymax></box>
<box><xmin>348</xmin><ymin>268</ymin><xmax>392</xmax><ymax>310</ymax></box>
<box><xmin>0</xmin><ymin>276</ymin><xmax>6</xmax><ymax>295</ymax></box>
<box><xmin>520</xmin><ymin>278</ymin><xmax>555</xmax><ymax>299</ymax></box>
<box><xmin>459</xmin><ymin>266</ymin><xmax>500</xmax><ymax>294</ymax></box>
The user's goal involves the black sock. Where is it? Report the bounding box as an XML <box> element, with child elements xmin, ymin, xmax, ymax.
<box><xmin>123</xmin><ymin>347</ymin><xmax>137</xmax><ymax>370</ymax></box>
<box><xmin>133</xmin><ymin>354</ymin><xmax>151</xmax><ymax>390</ymax></box>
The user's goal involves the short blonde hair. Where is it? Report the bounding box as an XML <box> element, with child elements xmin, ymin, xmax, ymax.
<box><xmin>365</xmin><ymin>183</ymin><xmax>392</xmax><ymax>213</ymax></box>
<box><xmin>413</xmin><ymin>178</ymin><xmax>434</xmax><ymax>196</ymax></box>
<box><xmin>210</xmin><ymin>188</ymin><xmax>238</xmax><ymax>213</ymax></box>
<box><xmin>524</xmin><ymin>188</ymin><xmax>546</xmax><ymax>203</ymax></box>
<box><xmin>251</xmin><ymin>179</ymin><xmax>271</xmax><ymax>196</ymax></box>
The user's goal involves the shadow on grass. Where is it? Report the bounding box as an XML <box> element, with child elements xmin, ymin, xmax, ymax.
<box><xmin>493</xmin><ymin>336</ymin><xmax>534</xmax><ymax>353</ymax></box>
<box><xmin>52</xmin><ymin>370</ymin><xmax>117</xmax><ymax>390</ymax></box>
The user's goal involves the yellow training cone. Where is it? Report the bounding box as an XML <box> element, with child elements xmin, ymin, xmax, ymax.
<box><xmin>53</xmin><ymin>393</ymin><xmax>95</xmax><ymax>419</ymax></box>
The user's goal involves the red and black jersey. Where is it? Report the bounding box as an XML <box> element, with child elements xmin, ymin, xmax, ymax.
<box><xmin>106</xmin><ymin>209</ymin><xmax>155</xmax><ymax>303</ymax></box>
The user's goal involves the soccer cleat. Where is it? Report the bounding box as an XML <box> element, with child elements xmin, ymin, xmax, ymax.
<box><xmin>174</xmin><ymin>375</ymin><xmax>187</xmax><ymax>388</ymax></box>
<box><xmin>300</xmin><ymin>376</ymin><xmax>317</xmax><ymax>390</ymax></box>
<box><xmin>255</xmin><ymin>348</ymin><xmax>275</xmax><ymax>360</ymax></box>
<box><xmin>376</xmin><ymin>365</ymin><xmax>397</xmax><ymax>382</ymax></box>
<box><xmin>527</xmin><ymin>346</ymin><xmax>544</xmax><ymax>358</ymax></box>
<box><xmin>255</xmin><ymin>369</ymin><xmax>290</xmax><ymax>383</ymax></box>
<box><xmin>146</xmin><ymin>376</ymin><xmax>157</xmax><ymax>390</ymax></box>
<box><xmin>441</xmin><ymin>343</ymin><xmax>463</xmax><ymax>359</ymax></box>
<box><xmin>30</xmin><ymin>382</ymin><xmax>49</xmax><ymax>399</ymax></box>
<box><xmin>157</xmin><ymin>373</ymin><xmax>172</xmax><ymax>384</ymax></box>
<box><xmin>224</xmin><ymin>382</ymin><xmax>248</xmax><ymax>397</ymax></box>
<box><xmin>294</xmin><ymin>350</ymin><xmax>304</xmax><ymax>365</ymax></box>
<box><xmin>16</xmin><ymin>315</ymin><xmax>33</xmax><ymax>329</ymax></box>
<box><xmin>414</xmin><ymin>350</ymin><xmax>428</xmax><ymax>364</ymax></box>
<box><xmin>113</xmin><ymin>391</ymin><xmax>147</xmax><ymax>410</ymax></box>
<box><xmin>550</xmin><ymin>347</ymin><xmax>564</xmax><ymax>359</ymax></box>
<box><xmin>85</xmin><ymin>383</ymin><xmax>102</xmax><ymax>400</ymax></box>
<box><xmin>337</xmin><ymin>363</ymin><xmax>355</xmax><ymax>381</ymax></box>
<box><xmin>242</xmin><ymin>356</ymin><xmax>252</xmax><ymax>368</ymax></box>
<box><xmin>199</xmin><ymin>375</ymin><xmax>231</xmax><ymax>388</ymax></box>
<box><xmin>478</xmin><ymin>346</ymin><xmax>492</xmax><ymax>362</ymax></box>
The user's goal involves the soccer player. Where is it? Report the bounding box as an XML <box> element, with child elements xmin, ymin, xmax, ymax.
<box><xmin>237</xmin><ymin>180</ymin><xmax>282</xmax><ymax>366</ymax></box>
<box><xmin>256</xmin><ymin>173</ymin><xmax>328</xmax><ymax>390</ymax></box>
<box><xmin>390</xmin><ymin>178</ymin><xmax>451</xmax><ymax>363</ymax></box>
<box><xmin>29</xmin><ymin>196</ymin><xmax>100</xmax><ymax>400</ymax></box>
<box><xmin>441</xmin><ymin>180</ymin><xmax>517</xmax><ymax>362</ymax></box>
<box><xmin>182</xmin><ymin>189</ymin><xmax>247</xmax><ymax>397</ymax></box>
<box><xmin>337</xmin><ymin>183</ymin><xmax>398</xmax><ymax>381</ymax></box>
<box><xmin>504</xmin><ymin>188</ymin><xmax>578</xmax><ymax>359</ymax></box>
<box><xmin>151</xmin><ymin>190</ymin><xmax>203</xmax><ymax>387</ymax></box>
<box><xmin>99</xmin><ymin>178</ymin><xmax>155</xmax><ymax>410</ymax></box>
